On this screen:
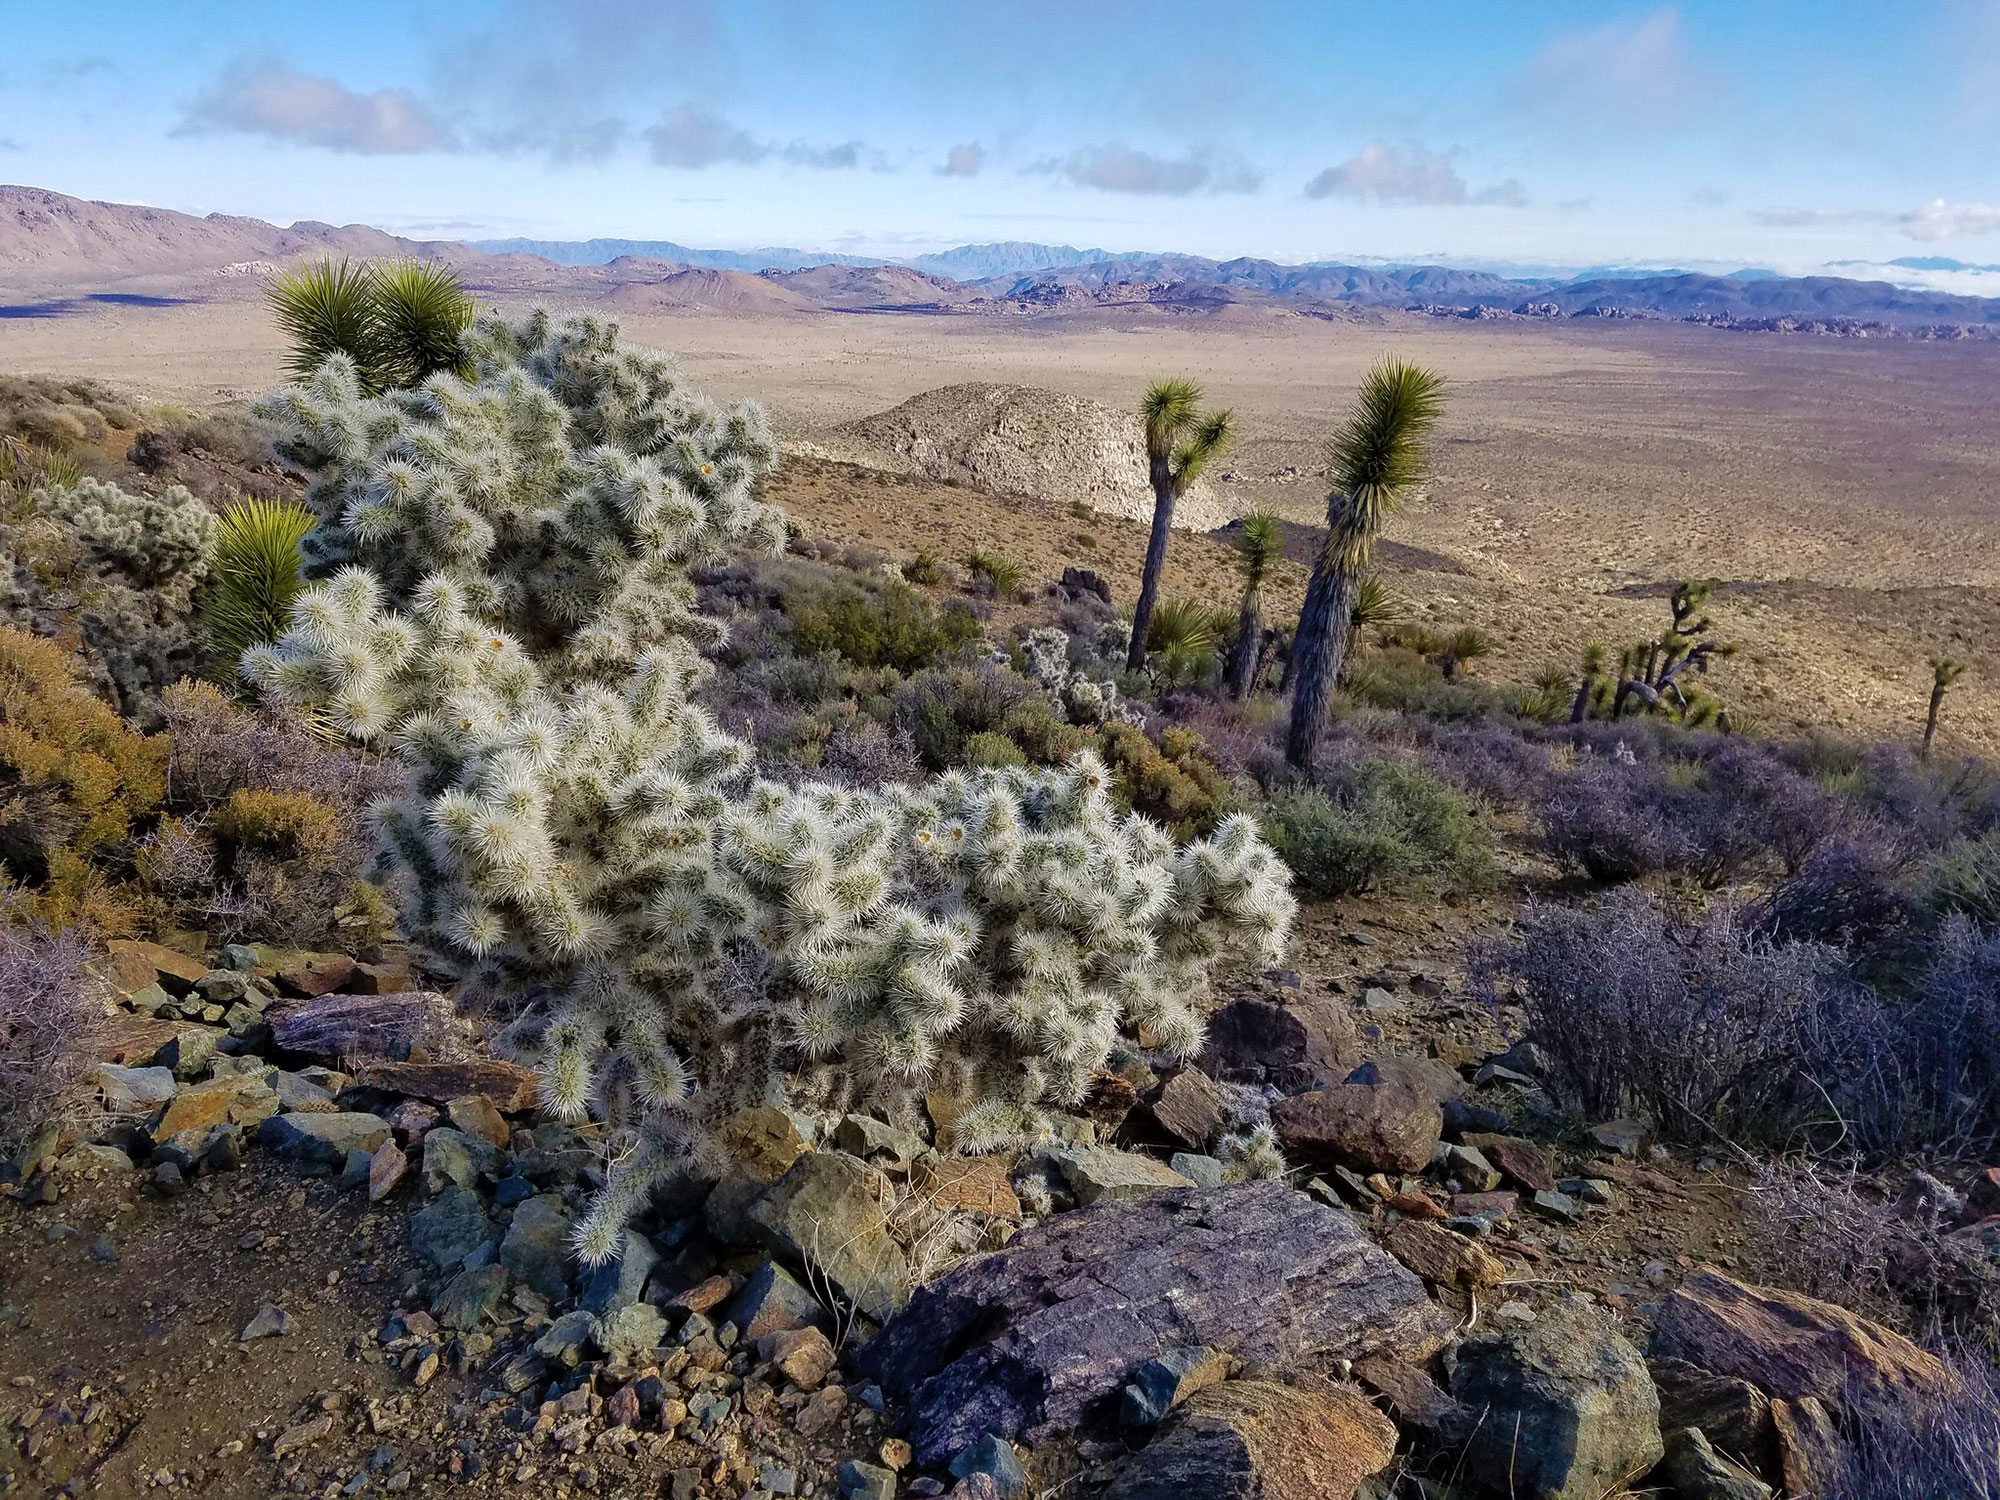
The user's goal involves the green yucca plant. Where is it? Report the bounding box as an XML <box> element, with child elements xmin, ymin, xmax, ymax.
<box><xmin>1288</xmin><ymin>360</ymin><xmax>1444</xmax><ymax>769</ymax></box>
<box><xmin>1128</xmin><ymin>378</ymin><xmax>1235</xmax><ymax>672</ymax></box>
<box><xmin>267</xmin><ymin>257</ymin><xmax>474</xmax><ymax>394</ymax></box>
<box><xmin>1146</xmin><ymin>596</ymin><xmax>1230</xmax><ymax>686</ymax></box>
<box><xmin>199</xmin><ymin>496</ymin><xmax>314</xmax><ymax>683</ymax></box>
<box><xmin>965</xmin><ymin>549</ymin><xmax>1025</xmax><ymax>596</ymax></box>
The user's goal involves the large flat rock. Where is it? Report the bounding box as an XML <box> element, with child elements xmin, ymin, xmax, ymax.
<box><xmin>855</xmin><ymin>1181</ymin><xmax>1454</xmax><ymax>1467</ymax></box>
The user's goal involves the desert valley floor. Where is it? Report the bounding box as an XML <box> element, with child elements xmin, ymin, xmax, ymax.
<box><xmin>4</xmin><ymin>285</ymin><xmax>1997</xmax><ymax>754</ymax></box>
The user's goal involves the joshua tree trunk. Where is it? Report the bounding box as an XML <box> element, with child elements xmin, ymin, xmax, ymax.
<box><xmin>1284</xmin><ymin>563</ymin><xmax>1356</xmax><ymax>772</ymax></box>
<box><xmin>1127</xmin><ymin>455</ymin><xmax>1175</xmax><ymax>672</ymax></box>
<box><xmin>1225</xmin><ymin>590</ymin><xmax>1262</xmax><ymax>698</ymax></box>
<box><xmin>1568</xmin><ymin>675</ymin><xmax>1595</xmax><ymax>723</ymax></box>
<box><xmin>1923</xmin><ymin>681</ymin><xmax>1946</xmax><ymax>760</ymax></box>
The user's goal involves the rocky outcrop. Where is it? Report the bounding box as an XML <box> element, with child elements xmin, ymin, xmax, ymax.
<box><xmin>1102</xmin><ymin>1379</ymin><xmax>1396</xmax><ymax>1500</ymax></box>
<box><xmin>1649</xmin><ymin>1268</ymin><xmax>1948</xmax><ymax>1410</ymax></box>
<box><xmin>855</xmin><ymin>1181</ymin><xmax>1453</xmax><ymax>1466</ymax></box>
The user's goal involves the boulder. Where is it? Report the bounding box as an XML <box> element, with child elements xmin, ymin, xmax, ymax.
<box><xmin>273</xmin><ymin>952</ymin><xmax>356</xmax><ymax>999</ymax></box>
<box><xmin>94</xmin><ymin>1015</ymin><xmax>187</xmax><ymax>1067</ymax></box>
<box><xmin>1381</xmin><ymin>1220</ymin><xmax>1506</xmax><ymax>1289</ymax></box>
<box><xmin>1146</xmin><ymin>1068</ymin><xmax>1227</xmax><ymax>1151</ymax></box>
<box><xmin>434</xmin><ymin>1263</ymin><xmax>510</xmax><ymax>1331</ymax></box>
<box><xmin>356</xmin><ymin>1060</ymin><xmax>540</xmax><ymax>1113</ymax></box>
<box><xmin>257</xmin><ymin>1111</ymin><xmax>391</xmax><ymax>1165</ymax></box>
<box><xmin>500</xmin><ymin>1194</ymin><xmax>574</xmax><ymax>1302</ymax></box>
<box><xmin>912</xmin><ymin>1156</ymin><xmax>1022</xmax><ymax>1220</ymax></box>
<box><xmin>726</xmin><ymin>1260</ymin><xmax>831</xmax><ymax>1342</ymax></box>
<box><xmin>764</xmin><ymin>1325</ymin><xmax>839</xmax><ymax>1389</ymax></box>
<box><xmin>447</xmin><ymin>1094</ymin><xmax>510</xmax><ymax>1148</ymax></box>
<box><xmin>96</xmin><ymin>1064</ymin><xmax>178</xmax><ymax>1116</ymax></box>
<box><xmin>1661</xmin><ymin>1426</ymin><xmax>1774</xmax><ymax>1500</ymax></box>
<box><xmin>102</xmin><ymin>939</ymin><xmax>207</xmax><ymax>997</ymax></box>
<box><xmin>1055</xmin><ymin>1148</ymin><xmax>1194</xmax><ymax>1205</ymax></box>
<box><xmin>270</xmin><ymin>1070</ymin><xmax>336</xmax><ymax>1113</ymax></box>
<box><xmin>1270</xmin><ymin>1083</ymin><xmax>1441</xmax><ymax>1175</ymax></box>
<box><xmin>748</xmin><ymin>1152</ymin><xmax>909</xmax><ymax>1323</ymax></box>
<box><xmin>1649</xmin><ymin>1357</ymin><xmax>1774</xmax><ymax>1473</ymax></box>
<box><xmin>1484</xmin><ymin>1139</ymin><xmax>1557</xmax><ymax>1194</ymax></box>
<box><xmin>1196</xmin><ymin>997</ymin><xmax>1357</xmax><ymax>1095</ymax></box>
<box><xmin>1102</xmin><ymin>1379</ymin><xmax>1396</xmax><ymax>1500</ymax></box>
<box><xmin>410</xmin><ymin>1185</ymin><xmax>494</xmax><ymax>1272</ymax></box>
<box><xmin>267</xmin><ymin>991</ymin><xmax>447</xmax><ymax>1064</ymax></box>
<box><xmin>1450</xmin><ymin>1294</ymin><xmax>1664</xmax><ymax>1500</ymax></box>
<box><xmin>421</xmin><ymin>1127</ymin><xmax>503</xmax><ymax>1194</ymax></box>
<box><xmin>595</xmin><ymin>1302</ymin><xmax>668</xmax><ymax>1360</ymax></box>
<box><xmin>152</xmin><ymin>1075</ymin><xmax>278</xmax><ymax>1138</ymax></box>
<box><xmin>856</xmin><ymin>1181</ymin><xmax>1453</xmax><ymax>1466</ymax></box>
<box><xmin>1770</xmin><ymin>1396</ymin><xmax>1842</xmax><ymax>1498</ymax></box>
<box><xmin>152</xmin><ymin>1025</ymin><xmax>223</xmax><ymax>1080</ymax></box>
<box><xmin>579</xmin><ymin>1231</ymin><xmax>658</xmax><ymax>1317</ymax></box>
<box><xmin>1649</xmin><ymin>1268</ymin><xmax>1948</xmax><ymax>1411</ymax></box>
<box><xmin>835</xmin><ymin>1115</ymin><xmax>928</xmax><ymax>1174</ymax></box>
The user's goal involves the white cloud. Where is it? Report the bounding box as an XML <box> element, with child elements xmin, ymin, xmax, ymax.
<box><xmin>1751</xmin><ymin>207</ymin><xmax>1894</xmax><ymax>228</ymax></box>
<box><xmin>1303</xmin><ymin>143</ymin><xmax>1525</xmax><ymax>207</ymax></box>
<box><xmin>1518</xmin><ymin>7</ymin><xmax>1710</xmax><ymax>126</ymax></box>
<box><xmin>1053</xmin><ymin>143</ymin><xmax>1262</xmax><ymax>196</ymax></box>
<box><xmin>177</xmin><ymin>60</ymin><xmax>453</xmax><ymax>154</ymax></box>
<box><xmin>1901</xmin><ymin>200</ymin><xmax>2000</xmax><ymax>240</ymax></box>
<box><xmin>940</xmin><ymin>142</ymin><xmax>985</xmax><ymax>177</ymax></box>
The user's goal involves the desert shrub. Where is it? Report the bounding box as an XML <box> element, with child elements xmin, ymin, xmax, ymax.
<box><xmin>247</xmin><ymin>310</ymin><xmax>1296</xmax><ymax>1260</ymax></box>
<box><xmin>902</xmin><ymin>550</ymin><xmax>944</xmax><ymax>587</ymax></box>
<box><xmin>1917</xmin><ymin>831</ymin><xmax>2000</xmax><ymax>927</ymax></box>
<box><xmin>1266</xmin><ymin>757</ymin><xmax>1495</xmax><ymax>897</ymax></box>
<box><xmin>1543</xmin><ymin>758</ymin><xmax>1760</xmax><ymax>885</ymax></box>
<box><xmin>1100</xmin><ymin>722</ymin><xmax>1230</xmax><ymax>838</ymax></box>
<box><xmin>0</xmin><ymin>901</ymin><xmax>102</xmax><ymax>1156</ymax></box>
<box><xmin>998</xmin><ymin>695</ymin><xmax>1095</xmax><ymax>766</ymax></box>
<box><xmin>818</xmin><ymin>725</ymin><xmax>923</xmax><ymax>789</ymax></box>
<box><xmin>1747</xmin><ymin>834</ymin><xmax>1913</xmax><ymax>952</ymax></box>
<box><xmin>1017</xmin><ymin>624</ymin><xmax>1141</xmax><ymax>728</ymax></box>
<box><xmin>199</xmin><ymin>496</ymin><xmax>312</xmax><ymax>681</ymax></box>
<box><xmin>1826</xmin><ymin>1358</ymin><xmax>2000</xmax><ymax>1500</ymax></box>
<box><xmin>1471</xmin><ymin>892</ymin><xmax>1884</xmax><ymax>1148</ymax></box>
<box><xmin>1412</xmin><ymin>720</ymin><xmax>1553</xmax><ymax>808</ymax></box>
<box><xmin>964</xmin><ymin>549</ymin><xmax>1025</xmax><ymax>597</ymax></box>
<box><xmin>893</xmin><ymin>661</ymin><xmax>1038</xmax><ymax>771</ymax></box>
<box><xmin>787</xmin><ymin>580</ymin><xmax>979</xmax><ymax>672</ymax></box>
<box><xmin>1343</xmin><ymin>647</ymin><xmax>1516</xmax><ymax>722</ymax></box>
<box><xmin>0</xmin><ymin>627</ymin><xmax>166</xmax><ymax>931</ymax></box>
<box><xmin>151</xmin><ymin>679</ymin><xmax>399</xmax><ymax>946</ymax></box>
<box><xmin>0</xmin><ymin>476</ymin><xmax>219</xmax><ymax>724</ymax></box>
<box><xmin>961</xmin><ymin>730</ymin><xmax>1029</xmax><ymax>769</ymax></box>
<box><xmin>1890</xmin><ymin>916</ymin><xmax>2000</xmax><ymax>1152</ymax></box>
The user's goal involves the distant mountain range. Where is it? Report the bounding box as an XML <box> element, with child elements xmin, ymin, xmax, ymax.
<box><xmin>5</xmin><ymin>184</ymin><xmax>1998</xmax><ymax>331</ymax></box>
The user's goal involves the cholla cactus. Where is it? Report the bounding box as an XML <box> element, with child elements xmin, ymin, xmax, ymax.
<box><xmin>1018</xmin><ymin>624</ymin><xmax>1141</xmax><ymax>728</ymax></box>
<box><xmin>260</xmin><ymin>309</ymin><xmax>787</xmax><ymax>683</ymax></box>
<box><xmin>32</xmin><ymin>477</ymin><xmax>218</xmax><ymax>590</ymax></box>
<box><xmin>248</xmin><ymin>311</ymin><xmax>1295</xmax><ymax>1263</ymax></box>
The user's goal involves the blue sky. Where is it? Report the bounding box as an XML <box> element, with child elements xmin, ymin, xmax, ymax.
<box><xmin>3</xmin><ymin>2</ymin><xmax>1997</xmax><ymax>278</ymax></box>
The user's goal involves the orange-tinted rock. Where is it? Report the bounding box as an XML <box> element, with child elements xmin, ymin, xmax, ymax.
<box><xmin>1103</xmin><ymin>1379</ymin><xmax>1397</xmax><ymax>1500</ymax></box>
<box><xmin>912</xmin><ymin>1156</ymin><xmax>1022</xmax><ymax>1220</ymax></box>
<box><xmin>103</xmin><ymin>939</ymin><xmax>207</xmax><ymax>997</ymax></box>
<box><xmin>353</xmin><ymin>1060</ymin><xmax>540</xmax><ymax>1113</ymax></box>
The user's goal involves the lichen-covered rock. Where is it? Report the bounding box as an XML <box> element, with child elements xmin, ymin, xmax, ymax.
<box><xmin>857</xmin><ymin>1181</ymin><xmax>1452</xmax><ymax>1466</ymax></box>
<box><xmin>1103</xmin><ymin>1379</ymin><xmax>1395</xmax><ymax>1500</ymax></box>
<box><xmin>748</xmin><ymin>1152</ymin><xmax>909</xmax><ymax>1323</ymax></box>
<box><xmin>1450</xmin><ymin>1294</ymin><xmax>1663</xmax><ymax>1500</ymax></box>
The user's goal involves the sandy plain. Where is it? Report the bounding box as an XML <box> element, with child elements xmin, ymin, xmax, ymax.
<box><xmin>2</xmin><ymin>280</ymin><xmax>1995</xmax><ymax>753</ymax></box>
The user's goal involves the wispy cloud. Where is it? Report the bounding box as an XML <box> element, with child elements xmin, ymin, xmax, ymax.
<box><xmin>1303</xmin><ymin>143</ymin><xmax>1525</xmax><ymax>207</ymax></box>
<box><xmin>176</xmin><ymin>59</ymin><xmax>454</xmax><ymax>154</ymax></box>
<box><xmin>1751</xmin><ymin>206</ymin><xmax>1894</xmax><ymax>228</ymax></box>
<box><xmin>940</xmin><ymin>142</ymin><xmax>984</xmax><ymax>177</ymax></box>
<box><xmin>1048</xmin><ymin>143</ymin><xmax>1262</xmax><ymax>196</ymax></box>
<box><xmin>1516</xmin><ymin>7</ymin><xmax>1712</xmax><ymax>127</ymax></box>
<box><xmin>644</xmin><ymin>104</ymin><xmax>877</xmax><ymax>171</ymax></box>
<box><xmin>1753</xmin><ymin>199</ymin><xmax>2000</xmax><ymax>241</ymax></box>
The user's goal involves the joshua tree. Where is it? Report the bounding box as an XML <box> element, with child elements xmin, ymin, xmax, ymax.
<box><xmin>1610</xmin><ymin>581</ymin><xmax>1734</xmax><ymax>722</ymax></box>
<box><xmin>268</xmin><ymin>257</ymin><xmax>474</xmax><ymax>393</ymax></box>
<box><xmin>1225</xmin><ymin>512</ymin><xmax>1282</xmax><ymax>698</ymax></box>
<box><xmin>199</xmin><ymin>497</ymin><xmax>314</xmax><ymax>683</ymax></box>
<box><xmin>1923</xmin><ymin>656</ymin><xmax>1965</xmax><ymax>760</ymax></box>
<box><xmin>1286</xmin><ymin>361</ymin><xmax>1444</xmax><ymax>770</ymax></box>
<box><xmin>1127</xmin><ymin>379</ymin><xmax>1234</xmax><ymax>672</ymax></box>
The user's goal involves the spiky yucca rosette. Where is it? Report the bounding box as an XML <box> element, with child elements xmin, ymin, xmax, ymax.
<box><xmin>249</xmin><ymin>310</ymin><xmax>1295</xmax><ymax>1264</ymax></box>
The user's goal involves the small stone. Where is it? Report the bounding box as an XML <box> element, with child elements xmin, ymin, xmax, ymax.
<box><xmin>500</xmin><ymin>1195</ymin><xmax>573</xmax><ymax>1302</ymax></box>
<box><xmin>835</xmin><ymin>1114</ymin><xmax>929</xmax><ymax>1174</ymax></box>
<box><xmin>948</xmin><ymin>1433</ymin><xmax>1029</xmax><ymax>1499</ymax></box>
<box><xmin>841</xmin><ymin>1459</ymin><xmax>898</xmax><ymax>1500</ymax></box>
<box><xmin>240</xmin><ymin>1304</ymin><xmax>291</xmax><ymax>1340</ymax></box>
<box><xmin>1530</xmin><ymin>1189</ymin><xmax>1582</xmax><ymax>1223</ymax></box>
<box><xmin>447</xmin><ymin>1095</ymin><xmax>510</xmax><ymax>1149</ymax></box>
<box><xmin>726</xmin><ymin>1260</ymin><xmax>831</xmax><ymax>1342</ymax></box>
<box><xmin>96</xmin><ymin>1064</ymin><xmax>179</xmax><ymax>1116</ymax></box>
<box><xmin>258</xmin><ymin>1112</ymin><xmax>392</xmax><ymax>1165</ymax></box>
<box><xmin>1119</xmin><ymin>1346</ymin><xmax>1231</xmax><ymax>1426</ymax></box>
<box><xmin>764</xmin><ymin>1326</ymin><xmax>837</xmax><ymax>1389</ymax></box>
<box><xmin>796</xmin><ymin>1384</ymin><xmax>848</xmax><ymax>1438</ymax></box>
<box><xmin>1661</xmin><ymin>1426</ymin><xmax>1773</xmax><ymax>1500</ymax></box>
<box><xmin>1167</xmin><ymin>1153</ymin><xmax>1225</xmax><ymax>1188</ymax></box>
<box><xmin>880</xmin><ymin>1439</ymin><xmax>913</xmax><ymax>1470</ymax></box>
<box><xmin>595</xmin><ymin>1302</ymin><xmax>668</xmax><ymax>1360</ymax></box>
<box><xmin>1147</xmin><ymin>1068</ymin><xmax>1226</xmax><ymax>1151</ymax></box>
<box><xmin>368</xmin><ymin>1140</ymin><xmax>408</xmax><ymax>1202</ymax></box>
<box><xmin>420</xmin><ymin>1127</ymin><xmax>501</xmax><ymax>1194</ymax></box>
<box><xmin>579</xmin><ymin>1230</ymin><xmax>658</xmax><ymax>1317</ymax></box>
<box><xmin>1588</xmin><ymin>1118</ymin><xmax>1647</xmax><ymax>1156</ymax></box>
<box><xmin>271</xmin><ymin>1412</ymin><xmax>333</xmax><ymax>1457</ymax></box>
<box><xmin>531</xmin><ymin>1309</ymin><xmax>596</xmax><ymax>1366</ymax></box>
<box><xmin>1445</xmin><ymin>1144</ymin><xmax>1502</xmax><ymax>1192</ymax></box>
<box><xmin>152</xmin><ymin>1161</ymin><xmax>186</xmax><ymax>1196</ymax></box>
<box><xmin>88</xmin><ymin>1234</ymin><xmax>120</xmax><ymax>1264</ymax></box>
<box><xmin>409</xmin><ymin>1185</ymin><xmax>493</xmax><ymax>1272</ymax></box>
<box><xmin>433</xmin><ymin>1263</ymin><xmax>509</xmax><ymax>1331</ymax></box>
<box><xmin>1054</xmin><ymin>1147</ymin><xmax>1194</xmax><ymax>1205</ymax></box>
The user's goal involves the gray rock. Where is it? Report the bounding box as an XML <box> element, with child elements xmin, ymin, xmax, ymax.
<box><xmin>1661</xmin><ymin>1426</ymin><xmax>1773</xmax><ymax>1500</ymax></box>
<box><xmin>1588</xmin><ymin>1119</ymin><xmax>1647</xmax><ymax>1156</ymax></box>
<box><xmin>217</xmin><ymin>943</ymin><xmax>260</xmax><ymax>972</ymax></box>
<box><xmin>339</xmin><ymin>1148</ymin><xmax>373</xmax><ymax>1190</ymax></box>
<box><xmin>595</xmin><ymin>1301</ymin><xmax>668</xmax><ymax>1359</ymax></box>
<box><xmin>1120</xmin><ymin>1346</ymin><xmax>1231</xmax><ymax>1426</ymax></box>
<box><xmin>1446</xmin><ymin>1144</ymin><xmax>1501</xmax><ymax>1192</ymax></box>
<box><xmin>1271</xmin><ymin>1082</ymin><xmax>1442</xmax><ymax>1175</ymax></box>
<box><xmin>1450</xmin><ymin>1294</ymin><xmax>1664</xmax><ymax>1500</ymax></box>
<box><xmin>835</xmin><ymin>1114</ymin><xmax>929</xmax><ymax>1174</ymax></box>
<box><xmin>857</xmin><ymin>1181</ymin><xmax>1454</xmax><ymax>1467</ymax></box>
<box><xmin>240</xmin><ymin>1304</ymin><xmax>291</xmax><ymax>1340</ymax></box>
<box><xmin>420</xmin><ymin>1126</ymin><xmax>502</xmax><ymax>1194</ymax></box>
<box><xmin>257</xmin><ymin>1111</ymin><xmax>391</xmax><ymax>1165</ymax></box>
<box><xmin>949</xmin><ymin>1433</ymin><xmax>1028</xmax><ymax>1498</ymax></box>
<box><xmin>726</xmin><ymin>1259</ymin><xmax>831</xmax><ymax>1342</ymax></box>
<box><xmin>838</xmin><ymin>1460</ymin><xmax>897</xmax><ymax>1500</ymax></box>
<box><xmin>96</xmin><ymin>1064</ymin><xmax>178</xmax><ymax>1115</ymax></box>
<box><xmin>152</xmin><ymin>1027</ymin><xmax>223</xmax><ymax>1081</ymax></box>
<box><xmin>1530</xmin><ymin>1189</ymin><xmax>1583</xmax><ymax>1223</ymax></box>
<box><xmin>1054</xmin><ymin>1147</ymin><xmax>1194</xmax><ymax>1205</ymax></box>
<box><xmin>531</xmin><ymin>1309</ymin><xmax>596</xmax><ymax>1366</ymax></box>
<box><xmin>272</xmin><ymin>1070</ymin><xmax>337</xmax><ymax>1113</ymax></box>
<box><xmin>499</xmin><ymin>1194</ymin><xmax>573</xmax><ymax>1302</ymax></box>
<box><xmin>579</xmin><ymin>1230</ymin><xmax>658</xmax><ymax>1316</ymax></box>
<box><xmin>1167</xmin><ymin>1153</ymin><xmax>1225</xmax><ymax>1189</ymax></box>
<box><xmin>433</xmin><ymin>1263</ymin><xmax>510</xmax><ymax>1331</ymax></box>
<box><xmin>152</xmin><ymin>1161</ymin><xmax>186</xmax><ymax>1196</ymax></box>
<box><xmin>409</xmin><ymin>1185</ymin><xmax>494</xmax><ymax>1272</ymax></box>
<box><xmin>749</xmin><ymin>1152</ymin><xmax>909</xmax><ymax>1324</ymax></box>
<box><xmin>1196</xmin><ymin>996</ymin><xmax>1359</xmax><ymax>1095</ymax></box>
